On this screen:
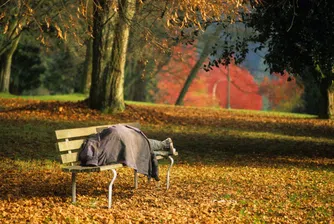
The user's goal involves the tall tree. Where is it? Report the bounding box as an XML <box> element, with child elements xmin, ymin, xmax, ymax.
<box><xmin>175</xmin><ymin>21</ymin><xmax>254</xmax><ymax>105</ymax></box>
<box><xmin>124</xmin><ymin>1</ymin><xmax>177</xmax><ymax>103</ymax></box>
<box><xmin>175</xmin><ymin>25</ymin><xmax>223</xmax><ymax>105</ymax></box>
<box><xmin>0</xmin><ymin>0</ymin><xmax>27</xmax><ymax>92</ymax></box>
<box><xmin>78</xmin><ymin>0</ymin><xmax>94</xmax><ymax>94</ymax></box>
<box><xmin>88</xmin><ymin>0</ymin><xmax>256</xmax><ymax>112</ymax></box>
<box><xmin>89</xmin><ymin>0</ymin><xmax>135</xmax><ymax>112</ymax></box>
<box><xmin>245</xmin><ymin>0</ymin><xmax>334</xmax><ymax>118</ymax></box>
<box><xmin>0</xmin><ymin>0</ymin><xmax>85</xmax><ymax>93</ymax></box>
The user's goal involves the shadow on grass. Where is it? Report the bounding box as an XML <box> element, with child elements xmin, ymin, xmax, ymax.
<box><xmin>163</xmin><ymin>113</ymin><xmax>334</xmax><ymax>139</ymax></box>
<box><xmin>0</xmin><ymin>166</ymin><xmax>137</xmax><ymax>203</ymax></box>
<box><xmin>0</xmin><ymin>117</ymin><xmax>333</xmax><ymax>165</ymax></box>
<box><xmin>1</xmin><ymin>104</ymin><xmax>333</xmax><ymax>206</ymax></box>
<box><xmin>146</xmin><ymin>129</ymin><xmax>334</xmax><ymax>171</ymax></box>
<box><xmin>0</xmin><ymin>120</ymin><xmax>333</xmax><ymax>202</ymax></box>
<box><xmin>0</xmin><ymin>119</ymin><xmax>109</xmax><ymax>161</ymax></box>
<box><xmin>2</xmin><ymin>100</ymin><xmax>334</xmax><ymax>139</ymax></box>
<box><xmin>123</xmin><ymin>103</ymin><xmax>334</xmax><ymax>139</ymax></box>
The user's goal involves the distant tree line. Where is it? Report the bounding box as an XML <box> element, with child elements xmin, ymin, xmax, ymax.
<box><xmin>0</xmin><ymin>0</ymin><xmax>333</xmax><ymax>118</ymax></box>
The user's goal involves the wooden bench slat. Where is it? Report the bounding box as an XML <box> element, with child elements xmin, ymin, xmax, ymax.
<box><xmin>57</xmin><ymin>139</ymin><xmax>85</xmax><ymax>152</ymax></box>
<box><xmin>55</xmin><ymin>122</ymin><xmax>177</xmax><ymax>208</ymax></box>
<box><xmin>60</xmin><ymin>152</ymin><xmax>79</xmax><ymax>164</ymax></box>
<box><xmin>56</xmin><ymin>126</ymin><xmax>102</xmax><ymax>140</ymax></box>
<box><xmin>99</xmin><ymin>163</ymin><xmax>124</xmax><ymax>171</ymax></box>
<box><xmin>154</xmin><ymin>151</ymin><xmax>178</xmax><ymax>156</ymax></box>
<box><xmin>55</xmin><ymin>123</ymin><xmax>140</xmax><ymax>140</ymax></box>
<box><xmin>62</xmin><ymin>163</ymin><xmax>124</xmax><ymax>173</ymax></box>
<box><xmin>61</xmin><ymin>151</ymin><xmax>175</xmax><ymax>164</ymax></box>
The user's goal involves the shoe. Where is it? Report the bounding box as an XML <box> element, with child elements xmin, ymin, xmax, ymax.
<box><xmin>168</xmin><ymin>138</ymin><xmax>176</xmax><ymax>155</ymax></box>
<box><xmin>162</xmin><ymin>138</ymin><xmax>172</xmax><ymax>149</ymax></box>
<box><xmin>163</xmin><ymin>138</ymin><xmax>176</xmax><ymax>155</ymax></box>
<box><xmin>169</xmin><ymin>146</ymin><xmax>176</xmax><ymax>155</ymax></box>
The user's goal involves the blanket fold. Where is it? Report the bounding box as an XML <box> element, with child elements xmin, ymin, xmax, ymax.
<box><xmin>78</xmin><ymin>124</ymin><xmax>159</xmax><ymax>180</ymax></box>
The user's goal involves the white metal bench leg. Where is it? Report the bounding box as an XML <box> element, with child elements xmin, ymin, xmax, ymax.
<box><xmin>134</xmin><ymin>170</ymin><xmax>138</xmax><ymax>189</ymax></box>
<box><xmin>166</xmin><ymin>156</ymin><xmax>174</xmax><ymax>190</ymax></box>
<box><xmin>108</xmin><ymin>169</ymin><xmax>117</xmax><ymax>209</ymax></box>
<box><xmin>71</xmin><ymin>172</ymin><xmax>76</xmax><ymax>203</ymax></box>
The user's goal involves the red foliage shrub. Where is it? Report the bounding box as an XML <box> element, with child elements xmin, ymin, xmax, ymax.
<box><xmin>259</xmin><ymin>72</ymin><xmax>304</xmax><ymax>111</ymax></box>
<box><xmin>207</xmin><ymin>65</ymin><xmax>262</xmax><ymax>110</ymax></box>
<box><xmin>156</xmin><ymin>44</ymin><xmax>263</xmax><ymax>110</ymax></box>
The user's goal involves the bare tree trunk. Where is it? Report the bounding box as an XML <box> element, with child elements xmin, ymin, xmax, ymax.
<box><xmin>89</xmin><ymin>0</ymin><xmax>117</xmax><ymax>109</ymax></box>
<box><xmin>102</xmin><ymin>0</ymin><xmax>136</xmax><ymax>113</ymax></box>
<box><xmin>0</xmin><ymin>35</ymin><xmax>21</xmax><ymax>93</ymax></box>
<box><xmin>175</xmin><ymin>42</ymin><xmax>211</xmax><ymax>105</ymax></box>
<box><xmin>175</xmin><ymin>28</ymin><xmax>221</xmax><ymax>105</ymax></box>
<box><xmin>80</xmin><ymin>38</ymin><xmax>93</xmax><ymax>94</ymax></box>
<box><xmin>79</xmin><ymin>0</ymin><xmax>93</xmax><ymax>94</ymax></box>
<box><xmin>318</xmin><ymin>77</ymin><xmax>333</xmax><ymax>119</ymax></box>
<box><xmin>329</xmin><ymin>90</ymin><xmax>334</xmax><ymax>117</ymax></box>
<box><xmin>0</xmin><ymin>0</ymin><xmax>23</xmax><ymax>93</ymax></box>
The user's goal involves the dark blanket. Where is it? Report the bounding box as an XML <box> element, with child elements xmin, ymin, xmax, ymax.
<box><xmin>78</xmin><ymin>124</ymin><xmax>159</xmax><ymax>180</ymax></box>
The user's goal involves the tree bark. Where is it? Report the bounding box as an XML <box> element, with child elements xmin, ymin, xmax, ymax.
<box><xmin>175</xmin><ymin>43</ymin><xmax>211</xmax><ymax>105</ymax></box>
<box><xmin>79</xmin><ymin>0</ymin><xmax>93</xmax><ymax>94</ymax></box>
<box><xmin>80</xmin><ymin>38</ymin><xmax>93</xmax><ymax>94</ymax></box>
<box><xmin>89</xmin><ymin>0</ymin><xmax>117</xmax><ymax>109</ymax></box>
<box><xmin>0</xmin><ymin>35</ymin><xmax>21</xmax><ymax>93</ymax></box>
<box><xmin>0</xmin><ymin>0</ymin><xmax>23</xmax><ymax>93</ymax></box>
<box><xmin>329</xmin><ymin>91</ymin><xmax>334</xmax><ymax>117</ymax></box>
<box><xmin>175</xmin><ymin>27</ymin><xmax>221</xmax><ymax>105</ymax></box>
<box><xmin>89</xmin><ymin>0</ymin><xmax>135</xmax><ymax>112</ymax></box>
<box><xmin>318</xmin><ymin>77</ymin><xmax>333</xmax><ymax>119</ymax></box>
<box><xmin>102</xmin><ymin>0</ymin><xmax>136</xmax><ymax>113</ymax></box>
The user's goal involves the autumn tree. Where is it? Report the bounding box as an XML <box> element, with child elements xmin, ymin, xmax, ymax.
<box><xmin>245</xmin><ymin>0</ymin><xmax>334</xmax><ymax>118</ymax></box>
<box><xmin>88</xmin><ymin>0</ymin><xmax>258</xmax><ymax>113</ymax></box>
<box><xmin>124</xmin><ymin>3</ymin><xmax>178</xmax><ymax>103</ymax></box>
<box><xmin>10</xmin><ymin>35</ymin><xmax>45</xmax><ymax>95</ymax></box>
<box><xmin>0</xmin><ymin>0</ymin><xmax>34</xmax><ymax>92</ymax></box>
<box><xmin>207</xmin><ymin>64</ymin><xmax>262</xmax><ymax>110</ymax></box>
<box><xmin>259</xmin><ymin>72</ymin><xmax>304</xmax><ymax>112</ymax></box>
<box><xmin>78</xmin><ymin>0</ymin><xmax>94</xmax><ymax>94</ymax></box>
<box><xmin>175</xmin><ymin>20</ymin><xmax>254</xmax><ymax>105</ymax></box>
<box><xmin>157</xmin><ymin>44</ymin><xmax>262</xmax><ymax>110</ymax></box>
<box><xmin>0</xmin><ymin>0</ymin><xmax>87</xmax><ymax>93</ymax></box>
<box><xmin>175</xmin><ymin>25</ymin><xmax>223</xmax><ymax>105</ymax></box>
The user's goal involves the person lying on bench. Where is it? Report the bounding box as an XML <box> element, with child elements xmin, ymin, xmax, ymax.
<box><xmin>78</xmin><ymin>124</ymin><xmax>177</xmax><ymax>181</ymax></box>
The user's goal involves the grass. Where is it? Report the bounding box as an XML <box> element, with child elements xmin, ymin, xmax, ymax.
<box><xmin>0</xmin><ymin>94</ymin><xmax>333</xmax><ymax>223</ymax></box>
<box><xmin>0</xmin><ymin>92</ymin><xmax>316</xmax><ymax>118</ymax></box>
<box><xmin>0</xmin><ymin>93</ymin><xmax>88</xmax><ymax>101</ymax></box>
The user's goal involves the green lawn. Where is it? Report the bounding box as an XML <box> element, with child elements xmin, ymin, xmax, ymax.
<box><xmin>0</xmin><ymin>93</ymin><xmax>88</xmax><ymax>101</ymax></box>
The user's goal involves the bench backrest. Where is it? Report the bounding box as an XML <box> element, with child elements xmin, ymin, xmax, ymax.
<box><xmin>55</xmin><ymin>122</ymin><xmax>140</xmax><ymax>165</ymax></box>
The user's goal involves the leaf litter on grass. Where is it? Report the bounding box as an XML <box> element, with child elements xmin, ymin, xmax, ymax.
<box><xmin>0</xmin><ymin>98</ymin><xmax>333</xmax><ymax>223</ymax></box>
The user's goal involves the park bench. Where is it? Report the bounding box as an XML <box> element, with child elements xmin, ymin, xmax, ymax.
<box><xmin>55</xmin><ymin>122</ymin><xmax>177</xmax><ymax>209</ymax></box>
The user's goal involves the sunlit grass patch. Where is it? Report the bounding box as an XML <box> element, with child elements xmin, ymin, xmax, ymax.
<box><xmin>227</xmin><ymin>108</ymin><xmax>316</xmax><ymax>118</ymax></box>
<box><xmin>0</xmin><ymin>92</ymin><xmax>317</xmax><ymax>119</ymax></box>
<box><xmin>0</xmin><ymin>93</ymin><xmax>88</xmax><ymax>101</ymax></box>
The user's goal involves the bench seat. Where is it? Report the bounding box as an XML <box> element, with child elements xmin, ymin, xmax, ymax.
<box><xmin>55</xmin><ymin>123</ymin><xmax>177</xmax><ymax>208</ymax></box>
